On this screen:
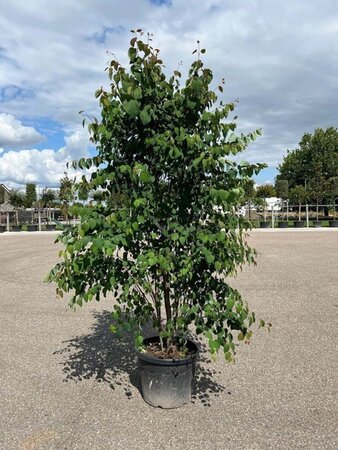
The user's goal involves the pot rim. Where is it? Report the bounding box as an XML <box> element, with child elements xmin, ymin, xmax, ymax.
<box><xmin>136</xmin><ymin>335</ymin><xmax>199</xmax><ymax>366</ymax></box>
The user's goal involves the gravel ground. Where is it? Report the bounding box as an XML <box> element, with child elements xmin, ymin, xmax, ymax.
<box><xmin>0</xmin><ymin>231</ymin><xmax>337</xmax><ymax>449</ymax></box>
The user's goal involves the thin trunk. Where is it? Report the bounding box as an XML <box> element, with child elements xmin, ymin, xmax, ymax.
<box><xmin>163</xmin><ymin>272</ymin><xmax>171</xmax><ymax>323</ymax></box>
<box><xmin>298</xmin><ymin>203</ymin><xmax>301</xmax><ymax>221</ymax></box>
<box><xmin>316</xmin><ymin>202</ymin><xmax>319</xmax><ymax>221</ymax></box>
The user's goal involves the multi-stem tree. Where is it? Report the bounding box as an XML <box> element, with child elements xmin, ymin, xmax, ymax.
<box><xmin>49</xmin><ymin>32</ymin><xmax>267</xmax><ymax>359</ymax></box>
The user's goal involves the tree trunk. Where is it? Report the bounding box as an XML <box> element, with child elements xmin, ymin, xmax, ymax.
<box><xmin>162</xmin><ymin>272</ymin><xmax>171</xmax><ymax>348</ymax></box>
<box><xmin>298</xmin><ymin>203</ymin><xmax>301</xmax><ymax>221</ymax></box>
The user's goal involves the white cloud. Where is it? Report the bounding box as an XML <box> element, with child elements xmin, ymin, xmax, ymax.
<box><xmin>0</xmin><ymin>113</ymin><xmax>44</xmax><ymax>148</ymax></box>
<box><xmin>0</xmin><ymin>127</ymin><xmax>90</xmax><ymax>187</ymax></box>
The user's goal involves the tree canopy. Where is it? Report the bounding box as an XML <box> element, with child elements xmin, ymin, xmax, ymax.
<box><xmin>277</xmin><ymin>127</ymin><xmax>338</xmax><ymax>201</ymax></box>
<box><xmin>256</xmin><ymin>184</ymin><xmax>276</xmax><ymax>199</ymax></box>
<box><xmin>25</xmin><ymin>183</ymin><xmax>37</xmax><ymax>208</ymax></box>
<box><xmin>48</xmin><ymin>31</ymin><xmax>267</xmax><ymax>359</ymax></box>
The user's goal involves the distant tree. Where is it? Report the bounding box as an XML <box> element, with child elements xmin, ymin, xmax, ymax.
<box><xmin>256</xmin><ymin>184</ymin><xmax>276</xmax><ymax>199</ymax></box>
<box><xmin>25</xmin><ymin>183</ymin><xmax>37</xmax><ymax>208</ymax></box>
<box><xmin>275</xmin><ymin>179</ymin><xmax>289</xmax><ymax>200</ymax></box>
<box><xmin>289</xmin><ymin>185</ymin><xmax>307</xmax><ymax>221</ymax></box>
<box><xmin>9</xmin><ymin>189</ymin><xmax>25</xmax><ymax>225</ymax></box>
<box><xmin>59</xmin><ymin>174</ymin><xmax>74</xmax><ymax>222</ymax></box>
<box><xmin>40</xmin><ymin>189</ymin><xmax>57</xmax><ymax>222</ymax></box>
<box><xmin>275</xmin><ymin>179</ymin><xmax>289</xmax><ymax>220</ymax></box>
<box><xmin>327</xmin><ymin>177</ymin><xmax>338</xmax><ymax>219</ymax></box>
<box><xmin>40</xmin><ymin>189</ymin><xmax>56</xmax><ymax>207</ymax></box>
<box><xmin>277</xmin><ymin>128</ymin><xmax>338</xmax><ymax>198</ymax></box>
<box><xmin>308</xmin><ymin>168</ymin><xmax>327</xmax><ymax>220</ymax></box>
<box><xmin>242</xmin><ymin>179</ymin><xmax>256</xmax><ymax>219</ymax></box>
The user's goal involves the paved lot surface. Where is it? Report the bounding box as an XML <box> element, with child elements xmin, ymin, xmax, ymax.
<box><xmin>0</xmin><ymin>231</ymin><xmax>337</xmax><ymax>449</ymax></box>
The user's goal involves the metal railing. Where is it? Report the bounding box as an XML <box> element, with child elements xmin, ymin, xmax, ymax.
<box><xmin>251</xmin><ymin>203</ymin><xmax>338</xmax><ymax>228</ymax></box>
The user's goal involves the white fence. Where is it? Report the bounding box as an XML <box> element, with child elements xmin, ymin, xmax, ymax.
<box><xmin>252</xmin><ymin>203</ymin><xmax>338</xmax><ymax>228</ymax></box>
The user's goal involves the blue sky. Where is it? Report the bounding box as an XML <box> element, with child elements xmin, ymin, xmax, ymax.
<box><xmin>0</xmin><ymin>0</ymin><xmax>337</xmax><ymax>187</ymax></box>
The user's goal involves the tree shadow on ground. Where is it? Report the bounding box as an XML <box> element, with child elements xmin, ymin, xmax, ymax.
<box><xmin>54</xmin><ymin>310</ymin><xmax>227</xmax><ymax>406</ymax></box>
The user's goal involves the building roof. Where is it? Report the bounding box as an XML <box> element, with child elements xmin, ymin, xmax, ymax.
<box><xmin>0</xmin><ymin>184</ymin><xmax>12</xmax><ymax>196</ymax></box>
<box><xmin>0</xmin><ymin>202</ymin><xmax>15</xmax><ymax>212</ymax></box>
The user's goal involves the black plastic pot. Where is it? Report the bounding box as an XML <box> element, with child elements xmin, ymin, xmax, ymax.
<box><xmin>278</xmin><ymin>221</ymin><xmax>288</xmax><ymax>228</ymax></box>
<box><xmin>312</xmin><ymin>221</ymin><xmax>322</xmax><ymax>228</ymax></box>
<box><xmin>294</xmin><ymin>221</ymin><xmax>305</xmax><ymax>228</ymax></box>
<box><xmin>0</xmin><ymin>225</ymin><xmax>5</xmax><ymax>233</ymax></box>
<box><xmin>329</xmin><ymin>220</ymin><xmax>338</xmax><ymax>227</ymax></box>
<box><xmin>45</xmin><ymin>224</ymin><xmax>56</xmax><ymax>231</ymax></box>
<box><xmin>259</xmin><ymin>221</ymin><xmax>270</xmax><ymax>228</ymax></box>
<box><xmin>136</xmin><ymin>337</ymin><xmax>198</xmax><ymax>409</ymax></box>
<box><xmin>11</xmin><ymin>225</ymin><xmax>22</xmax><ymax>232</ymax></box>
<box><xmin>27</xmin><ymin>224</ymin><xmax>38</xmax><ymax>232</ymax></box>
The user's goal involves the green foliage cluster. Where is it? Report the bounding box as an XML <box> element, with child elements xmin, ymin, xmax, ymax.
<box><xmin>256</xmin><ymin>184</ymin><xmax>276</xmax><ymax>199</ymax></box>
<box><xmin>48</xmin><ymin>31</ymin><xmax>267</xmax><ymax>359</ymax></box>
<box><xmin>277</xmin><ymin>127</ymin><xmax>338</xmax><ymax>204</ymax></box>
<box><xmin>275</xmin><ymin>179</ymin><xmax>288</xmax><ymax>200</ymax></box>
<box><xmin>25</xmin><ymin>183</ymin><xmax>37</xmax><ymax>208</ymax></box>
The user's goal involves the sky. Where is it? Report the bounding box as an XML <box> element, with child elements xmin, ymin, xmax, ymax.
<box><xmin>0</xmin><ymin>0</ymin><xmax>337</xmax><ymax>189</ymax></box>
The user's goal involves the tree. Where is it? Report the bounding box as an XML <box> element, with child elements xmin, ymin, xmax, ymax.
<box><xmin>277</xmin><ymin>127</ymin><xmax>338</xmax><ymax>202</ymax></box>
<box><xmin>327</xmin><ymin>177</ymin><xmax>338</xmax><ymax>219</ymax></box>
<box><xmin>9</xmin><ymin>189</ymin><xmax>25</xmax><ymax>225</ymax></box>
<box><xmin>289</xmin><ymin>185</ymin><xmax>307</xmax><ymax>221</ymax></box>
<box><xmin>58</xmin><ymin>174</ymin><xmax>74</xmax><ymax>222</ymax></box>
<box><xmin>40</xmin><ymin>189</ymin><xmax>57</xmax><ymax>222</ymax></box>
<box><xmin>275</xmin><ymin>179</ymin><xmax>289</xmax><ymax>220</ymax></box>
<box><xmin>25</xmin><ymin>183</ymin><xmax>37</xmax><ymax>208</ymax></box>
<box><xmin>256</xmin><ymin>184</ymin><xmax>276</xmax><ymax>199</ymax></box>
<box><xmin>242</xmin><ymin>179</ymin><xmax>256</xmax><ymax>219</ymax></box>
<box><xmin>255</xmin><ymin>184</ymin><xmax>276</xmax><ymax>222</ymax></box>
<box><xmin>275</xmin><ymin>179</ymin><xmax>288</xmax><ymax>200</ymax></box>
<box><xmin>308</xmin><ymin>168</ymin><xmax>327</xmax><ymax>221</ymax></box>
<box><xmin>48</xmin><ymin>32</ymin><xmax>267</xmax><ymax>361</ymax></box>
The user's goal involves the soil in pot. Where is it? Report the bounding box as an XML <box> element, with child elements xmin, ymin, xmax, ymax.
<box><xmin>278</xmin><ymin>221</ymin><xmax>288</xmax><ymax>228</ymax></box>
<box><xmin>27</xmin><ymin>224</ymin><xmax>38</xmax><ymax>231</ymax></box>
<box><xmin>294</xmin><ymin>221</ymin><xmax>305</xmax><ymax>228</ymax></box>
<box><xmin>45</xmin><ymin>224</ymin><xmax>56</xmax><ymax>231</ymax></box>
<box><xmin>136</xmin><ymin>336</ymin><xmax>198</xmax><ymax>409</ymax></box>
<box><xmin>260</xmin><ymin>221</ymin><xmax>270</xmax><ymax>228</ymax></box>
<box><xmin>11</xmin><ymin>226</ymin><xmax>21</xmax><ymax>232</ymax></box>
<box><xmin>329</xmin><ymin>220</ymin><xmax>338</xmax><ymax>227</ymax></box>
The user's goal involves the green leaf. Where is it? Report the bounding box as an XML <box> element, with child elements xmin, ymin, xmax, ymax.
<box><xmin>226</xmin><ymin>297</ymin><xmax>235</xmax><ymax>311</ymax></box>
<box><xmin>140</xmin><ymin>109</ymin><xmax>151</xmax><ymax>125</ymax></box>
<box><xmin>123</xmin><ymin>100</ymin><xmax>140</xmax><ymax>118</ymax></box>
<box><xmin>128</xmin><ymin>47</ymin><xmax>137</xmax><ymax>60</ymax></box>
<box><xmin>135</xmin><ymin>335</ymin><xmax>143</xmax><ymax>348</ymax></box>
